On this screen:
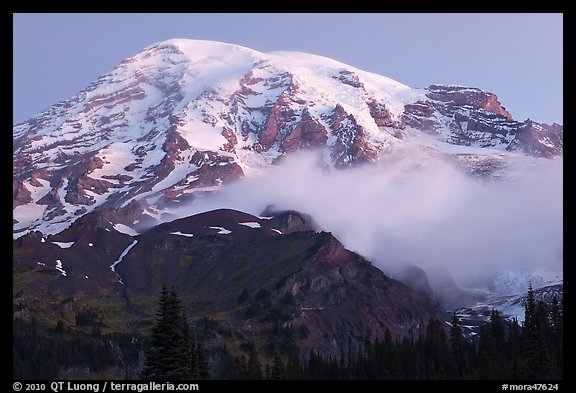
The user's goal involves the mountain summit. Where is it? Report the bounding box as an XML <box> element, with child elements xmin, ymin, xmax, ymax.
<box><xmin>13</xmin><ymin>39</ymin><xmax>562</xmax><ymax>237</ymax></box>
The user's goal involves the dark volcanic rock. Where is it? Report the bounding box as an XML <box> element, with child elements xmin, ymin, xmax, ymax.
<box><xmin>13</xmin><ymin>180</ymin><xmax>32</xmax><ymax>209</ymax></box>
<box><xmin>281</xmin><ymin>108</ymin><xmax>328</xmax><ymax>153</ymax></box>
<box><xmin>261</xmin><ymin>207</ymin><xmax>318</xmax><ymax>233</ymax></box>
<box><xmin>397</xmin><ymin>265</ymin><xmax>434</xmax><ymax>299</ymax></box>
<box><xmin>426</xmin><ymin>85</ymin><xmax>512</xmax><ymax>119</ymax></box>
<box><xmin>114</xmin><ymin>209</ymin><xmax>441</xmax><ymax>356</ymax></box>
<box><xmin>325</xmin><ymin>104</ymin><xmax>378</xmax><ymax>167</ymax></box>
<box><xmin>514</xmin><ymin>121</ymin><xmax>563</xmax><ymax>157</ymax></box>
<box><xmin>401</xmin><ymin>85</ymin><xmax>563</xmax><ymax>155</ymax></box>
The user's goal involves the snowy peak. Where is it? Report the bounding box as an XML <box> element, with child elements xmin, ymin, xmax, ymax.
<box><xmin>13</xmin><ymin>39</ymin><xmax>562</xmax><ymax>237</ymax></box>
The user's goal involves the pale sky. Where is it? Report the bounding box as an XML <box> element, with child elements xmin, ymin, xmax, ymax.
<box><xmin>13</xmin><ymin>13</ymin><xmax>563</xmax><ymax>125</ymax></box>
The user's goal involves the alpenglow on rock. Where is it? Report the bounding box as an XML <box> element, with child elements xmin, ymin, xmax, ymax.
<box><xmin>13</xmin><ymin>39</ymin><xmax>562</xmax><ymax>237</ymax></box>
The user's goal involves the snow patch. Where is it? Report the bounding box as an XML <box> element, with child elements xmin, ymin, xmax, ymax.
<box><xmin>52</xmin><ymin>241</ymin><xmax>75</xmax><ymax>249</ymax></box>
<box><xmin>55</xmin><ymin>259</ymin><xmax>67</xmax><ymax>276</ymax></box>
<box><xmin>170</xmin><ymin>231</ymin><xmax>194</xmax><ymax>238</ymax></box>
<box><xmin>178</xmin><ymin>120</ymin><xmax>227</xmax><ymax>151</ymax></box>
<box><xmin>110</xmin><ymin>240</ymin><xmax>138</xmax><ymax>273</ymax></box>
<box><xmin>113</xmin><ymin>223</ymin><xmax>139</xmax><ymax>236</ymax></box>
<box><xmin>209</xmin><ymin>226</ymin><xmax>232</xmax><ymax>235</ymax></box>
<box><xmin>238</xmin><ymin>222</ymin><xmax>261</xmax><ymax>229</ymax></box>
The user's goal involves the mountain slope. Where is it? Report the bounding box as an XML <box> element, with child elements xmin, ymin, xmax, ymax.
<box><xmin>13</xmin><ymin>208</ymin><xmax>441</xmax><ymax>357</ymax></box>
<box><xmin>13</xmin><ymin>39</ymin><xmax>562</xmax><ymax>238</ymax></box>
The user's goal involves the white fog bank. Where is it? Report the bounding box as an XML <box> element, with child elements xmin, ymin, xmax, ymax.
<box><xmin>170</xmin><ymin>151</ymin><xmax>563</xmax><ymax>287</ymax></box>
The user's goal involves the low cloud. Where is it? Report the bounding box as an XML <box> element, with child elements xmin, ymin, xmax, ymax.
<box><xmin>172</xmin><ymin>150</ymin><xmax>563</xmax><ymax>288</ymax></box>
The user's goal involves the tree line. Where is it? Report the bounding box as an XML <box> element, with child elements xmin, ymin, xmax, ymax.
<box><xmin>13</xmin><ymin>318</ymin><xmax>142</xmax><ymax>379</ymax></box>
<box><xmin>143</xmin><ymin>284</ymin><xmax>561</xmax><ymax>380</ymax></box>
<box><xmin>15</xmin><ymin>284</ymin><xmax>561</xmax><ymax>380</ymax></box>
<box><xmin>232</xmin><ymin>285</ymin><xmax>562</xmax><ymax>380</ymax></box>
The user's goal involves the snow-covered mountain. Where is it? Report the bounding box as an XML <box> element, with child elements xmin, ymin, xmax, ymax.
<box><xmin>453</xmin><ymin>280</ymin><xmax>563</xmax><ymax>340</ymax></box>
<box><xmin>13</xmin><ymin>39</ymin><xmax>562</xmax><ymax>237</ymax></box>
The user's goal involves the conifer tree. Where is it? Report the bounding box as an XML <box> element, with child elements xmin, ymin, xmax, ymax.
<box><xmin>522</xmin><ymin>285</ymin><xmax>551</xmax><ymax>379</ymax></box>
<box><xmin>246</xmin><ymin>346</ymin><xmax>263</xmax><ymax>379</ymax></box>
<box><xmin>508</xmin><ymin>317</ymin><xmax>522</xmax><ymax>378</ymax></box>
<box><xmin>271</xmin><ymin>355</ymin><xmax>286</xmax><ymax>379</ymax></box>
<box><xmin>286</xmin><ymin>353</ymin><xmax>302</xmax><ymax>379</ymax></box>
<box><xmin>478</xmin><ymin>309</ymin><xmax>506</xmax><ymax>378</ymax></box>
<box><xmin>549</xmin><ymin>296</ymin><xmax>563</xmax><ymax>378</ymax></box>
<box><xmin>449</xmin><ymin>312</ymin><xmax>470</xmax><ymax>378</ymax></box>
<box><xmin>142</xmin><ymin>286</ymin><xmax>210</xmax><ymax>380</ymax></box>
<box><xmin>195</xmin><ymin>341</ymin><xmax>212</xmax><ymax>379</ymax></box>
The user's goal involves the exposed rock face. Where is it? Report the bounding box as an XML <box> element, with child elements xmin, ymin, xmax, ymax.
<box><xmin>13</xmin><ymin>180</ymin><xmax>32</xmax><ymax>209</ymax></box>
<box><xmin>326</xmin><ymin>104</ymin><xmax>378</xmax><ymax>168</ymax></box>
<box><xmin>397</xmin><ymin>265</ymin><xmax>434</xmax><ymax>299</ymax></box>
<box><xmin>402</xmin><ymin>100</ymin><xmax>440</xmax><ymax>133</ymax></box>
<box><xmin>402</xmin><ymin>85</ymin><xmax>562</xmax><ymax>155</ymax></box>
<box><xmin>13</xmin><ymin>39</ymin><xmax>562</xmax><ymax>237</ymax></box>
<box><xmin>280</xmin><ymin>108</ymin><xmax>328</xmax><ymax>153</ymax></box>
<box><xmin>261</xmin><ymin>90</ymin><xmax>298</xmax><ymax>150</ymax></box>
<box><xmin>367</xmin><ymin>99</ymin><xmax>396</xmax><ymax>127</ymax></box>
<box><xmin>285</xmin><ymin>233</ymin><xmax>438</xmax><ymax>354</ymax></box>
<box><xmin>261</xmin><ymin>207</ymin><xmax>319</xmax><ymax>233</ymax></box>
<box><xmin>513</xmin><ymin>121</ymin><xmax>564</xmax><ymax>158</ymax></box>
<box><xmin>426</xmin><ymin>85</ymin><xmax>512</xmax><ymax>119</ymax></box>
